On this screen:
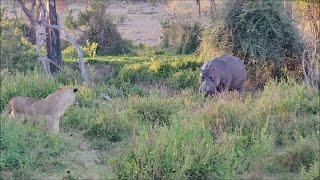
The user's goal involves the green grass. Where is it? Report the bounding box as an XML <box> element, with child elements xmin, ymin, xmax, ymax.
<box><xmin>0</xmin><ymin>55</ymin><xmax>319</xmax><ymax>179</ymax></box>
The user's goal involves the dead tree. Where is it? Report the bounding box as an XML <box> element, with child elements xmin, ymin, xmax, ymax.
<box><xmin>45</xmin><ymin>0</ymin><xmax>62</xmax><ymax>73</ymax></box>
<box><xmin>302</xmin><ymin>39</ymin><xmax>319</xmax><ymax>88</ymax></box>
<box><xmin>17</xmin><ymin>0</ymin><xmax>88</xmax><ymax>82</ymax></box>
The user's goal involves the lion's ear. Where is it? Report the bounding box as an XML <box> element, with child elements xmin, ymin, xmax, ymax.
<box><xmin>73</xmin><ymin>88</ymin><xmax>78</xmax><ymax>93</ymax></box>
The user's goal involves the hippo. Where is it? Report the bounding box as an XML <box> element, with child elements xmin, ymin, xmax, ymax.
<box><xmin>199</xmin><ymin>54</ymin><xmax>247</xmax><ymax>96</ymax></box>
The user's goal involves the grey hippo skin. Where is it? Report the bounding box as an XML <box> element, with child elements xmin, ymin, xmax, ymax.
<box><xmin>199</xmin><ymin>54</ymin><xmax>247</xmax><ymax>96</ymax></box>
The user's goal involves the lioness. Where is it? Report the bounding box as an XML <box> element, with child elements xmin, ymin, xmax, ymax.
<box><xmin>4</xmin><ymin>87</ymin><xmax>78</xmax><ymax>133</ymax></box>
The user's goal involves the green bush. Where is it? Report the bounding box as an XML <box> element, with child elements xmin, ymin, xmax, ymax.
<box><xmin>64</xmin><ymin>1</ymin><xmax>131</xmax><ymax>55</ymax></box>
<box><xmin>161</xmin><ymin>20</ymin><xmax>202</xmax><ymax>54</ymax></box>
<box><xmin>177</xmin><ymin>23</ymin><xmax>202</xmax><ymax>55</ymax></box>
<box><xmin>202</xmin><ymin>0</ymin><xmax>303</xmax><ymax>63</ymax></box>
<box><xmin>0</xmin><ymin>19</ymin><xmax>38</xmax><ymax>72</ymax></box>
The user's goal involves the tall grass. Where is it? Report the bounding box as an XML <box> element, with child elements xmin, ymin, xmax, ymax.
<box><xmin>110</xmin><ymin>79</ymin><xmax>319</xmax><ymax>179</ymax></box>
<box><xmin>0</xmin><ymin>118</ymin><xmax>69</xmax><ymax>179</ymax></box>
<box><xmin>0</xmin><ymin>68</ymin><xmax>318</xmax><ymax>179</ymax></box>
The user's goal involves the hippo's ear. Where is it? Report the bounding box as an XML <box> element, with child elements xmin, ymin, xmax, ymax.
<box><xmin>73</xmin><ymin>88</ymin><xmax>78</xmax><ymax>93</ymax></box>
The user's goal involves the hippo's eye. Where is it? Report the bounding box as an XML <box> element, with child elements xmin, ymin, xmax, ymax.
<box><xmin>201</xmin><ymin>77</ymin><xmax>205</xmax><ymax>81</ymax></box>
<box><xmin>209</xmin><ymin>76</ymin><xmax>213</xmax><ymax>80</ymax></box>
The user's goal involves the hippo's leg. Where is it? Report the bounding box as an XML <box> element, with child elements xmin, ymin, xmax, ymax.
<box><xmin>217</xmin><ymin>84</ymin><xmax>223</xmax><ymax>92</ymax></box>
<box><xmin>222</xmin><ymin>78</ymin><xmax>231</xmax><ymax>92</ymax></box>
<box><xmin>238</xmin><ymin>85</ymin><xmax>244</xmax><ymax>93</ymax></box>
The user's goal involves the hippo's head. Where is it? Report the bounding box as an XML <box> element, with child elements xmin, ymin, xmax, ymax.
<box><xmin>199</xmin><ymin>61</ymin><xmax>220</xmax><ymax>96</ymax></box>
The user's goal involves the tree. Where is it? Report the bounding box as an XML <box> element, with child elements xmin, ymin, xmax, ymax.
<box><xmin>17</xmin><ymin>0</ymin><xmax>88</xmax><ymax>82</ymax></box>
<box><xmin>45</xmin><ymin>0</ymin><xmax>62</xmax><ymax>73</ymax></box>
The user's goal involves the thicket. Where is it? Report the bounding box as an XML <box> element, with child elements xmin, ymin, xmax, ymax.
<box><xmin>0</xmin><ymin>19</ymin><xmax>38</xmax><ymax>72</ymax></box>
<box><xmin>199</xmin><ymin>0</ymin><xmax>304</xmax><ymax>88</ymax></box>
<box><xmin>111</xmin><ymin>80</ymin><xmax>319</xmax><ymax>179</ymax></box>
<box><xmin>1</xmin><ymin>69</ymin><xmax>319</xmax><ymax>179</ymax></box>
<box><xmin>161</xmin><ymin>20</ymin><xmax>202</xmax><ymax>55</ymax></box>
<box><xmin>64</xmin><ymin>0</ymin><xmax>131</xmax><ymax>55</ymax></box>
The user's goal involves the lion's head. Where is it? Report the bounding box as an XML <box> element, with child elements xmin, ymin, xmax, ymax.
<box><xmin>46</xmin><ymin>88</ymin><xmax>78</xmax><ymax>112</ymax></box>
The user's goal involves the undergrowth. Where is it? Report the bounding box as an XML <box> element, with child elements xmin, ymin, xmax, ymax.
<box><xmin>0</xmin><ymin>69</ymin><xmax>318</xmax><ymax>179</ymax></box>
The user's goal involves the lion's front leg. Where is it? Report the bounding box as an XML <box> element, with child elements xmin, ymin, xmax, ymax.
<box><xmin>46</xmin><ymin>116</ymin><xmax>60</xmax><ymax>134</ymax></box>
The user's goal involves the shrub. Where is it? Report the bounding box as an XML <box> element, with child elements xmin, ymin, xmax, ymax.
<box><xmin>199</xmin><ymin>0</ymin><xmax>304</xmax><ymax>87</ymax></box>
<box><xmin>177</xmin><ymin>23</ymin><xmax>202</xmax><ymax>55</ymax></box>
<box><xmin>202</xmin><ymin>0</ymin><xmax>303</xmax><ymax>62</ymax></box>
<box><xmin>64</xmin><ymin>1</ymin><xmax>131</xmax><ymax>55</ymax></box>
<box><xmin>161</xmin><ymin>20</ymin><xmax>202</xmax><ymax>54</ymax></box>
<box><xmin>0</xmin><ymin>19</ymin><xmax>38</xmax><ymax>72</ymax></box>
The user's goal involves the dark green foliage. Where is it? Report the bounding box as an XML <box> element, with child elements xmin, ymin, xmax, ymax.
<box><xmin>227</xmin><ymin>0</ymin><xmax>303</xmax><ymax>62</ymax></box>
<box><xmin>177</xmin><ymin>23</ymin><xmax>202</xmax><ymax>55</ymax></box>
<box><xmin>161</xmin><ymin>21</ymin><xmax>202</xmax><ymax>54</ymax></box>
<box><xmin>0</xmin><ymin>19</ymin><xmax>38</xmax><ymax>72</ymax></box>
<box><xmin>204</xmin><ymin>0</ymin><xmax>303</xmax><ymax>63</ymax></box>
<box><xmin>64</xmin><ymin>1</ymin><xmax>131</xmax><ymax>55</ymax></box>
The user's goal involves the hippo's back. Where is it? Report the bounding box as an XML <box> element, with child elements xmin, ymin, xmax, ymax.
<box><xmin>212</xmin><ymin>54</ymin><xmax>246</xmax><ymax>76</ymax></box>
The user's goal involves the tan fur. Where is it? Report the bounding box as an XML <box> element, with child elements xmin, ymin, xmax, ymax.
<box><xmin>6</xmin><ymin>88</ymin><xmax>78</xmax><ymax>133</ymax></box>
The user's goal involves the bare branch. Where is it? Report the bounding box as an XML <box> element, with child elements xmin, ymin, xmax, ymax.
<box><xmin>41</xmin><ymin>21</ymin><xmax>88</xmax><ymax>83</ymax></box>
<box><xmin>17</xmin><ymin>0</ymin><xmax>36</xmax><ymax>25</ymax></box>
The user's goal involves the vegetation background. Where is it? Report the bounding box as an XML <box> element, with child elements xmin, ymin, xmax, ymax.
<box><xmin>0</xmin><ymin>0</ymin><xmax>319</xmax><ymax>179</ymax></box>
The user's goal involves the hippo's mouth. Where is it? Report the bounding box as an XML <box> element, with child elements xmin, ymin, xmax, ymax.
<box><xmin>204</xmin><ymin>91</ymin><xmax>216</xmax><ymax>97</ymax></box>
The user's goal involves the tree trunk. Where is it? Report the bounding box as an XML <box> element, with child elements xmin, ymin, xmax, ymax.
<box><xmin>196</xmin><ymin>0</ymin><xmax>201</xmax><ymax>17</ymax></box>
<box><xmin>45</xmin><ymin>0</ymin><xmax>62</xmax><ymax>73</ymax></box>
